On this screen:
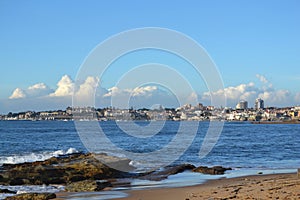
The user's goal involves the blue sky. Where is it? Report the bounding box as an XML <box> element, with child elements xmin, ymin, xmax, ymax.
<box><xmin>1</xmin><ymin>0</ymin><xmax>300</xmax><ymax>113</ymax></box>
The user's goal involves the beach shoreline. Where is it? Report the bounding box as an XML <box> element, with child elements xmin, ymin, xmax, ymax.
<box><xmin>112</xmin><ymin>173</ymin><xmax>300</xmax><ymax>200</ymax></box>
<box><xmin>54</xmin><ymin>172</ymin><xmax>300</xmax><ymax>200</ymax></box>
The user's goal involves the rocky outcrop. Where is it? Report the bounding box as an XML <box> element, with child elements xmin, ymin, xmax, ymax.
<box><xmin>0</xmin><ymin>153</ymin><xmax>198</xmax><ymax>189</ymax></box>
<box><xmin>0</xmin><ymin>151</ymin><xmax>234</xmax><ymax>197</ymax></box>
<box><xmin>4</xmin><ymin>193</ymin><xmax>56</xmax><ymax>200</ymax></box>
<box><xmin>139</xmin><ymin>164</ymin><xmax>195</xmax><ymax>181</ymax></box>
<box><xmin>65</xmin><ymin>180</ymin><xmax>112</xmax><ymax>192</ymax></box>
<box><xmin>0</xmin><ymin>153</ymin><xmax>134</xmax><ymax>186</ymax></box>
<box><xmin>193</xmin><ymin>166</ymin><xmax>232</xmax><ymax>175</ymax></box>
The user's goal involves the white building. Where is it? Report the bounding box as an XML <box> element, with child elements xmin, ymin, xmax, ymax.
<box><xmin>236</xmin><ymin>100</ymin><xmax>248</xmax><ymax>110</ymax></box>
<box><xmin>255</xmin><ymin>98</ymin><xmax>264</xmax><ymax>110</ymax></box>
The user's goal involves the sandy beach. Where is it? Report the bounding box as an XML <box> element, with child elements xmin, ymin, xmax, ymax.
<box><xmin>111</xmin><ymin>173</ymin><xmax>300</xmax><ymax>200</ymax></box>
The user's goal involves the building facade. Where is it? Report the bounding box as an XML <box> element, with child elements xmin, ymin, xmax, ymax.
<box><xmin>236</xmin><ymin>100</ymin><xmax>248</xmax><ymax>110</ymax></box>
<box><xmin>255</xmin><ymin>98</ymin><xmax>264</xmax><ymax>110</ymax></box>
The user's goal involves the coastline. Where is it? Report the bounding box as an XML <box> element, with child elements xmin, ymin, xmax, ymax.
<box><xmin>1</xmin><ymin>120</ymin><xmax>300</xmax><ymax>199</ymax></box>
<box><xmin>111</xmin><ymin>172</ymin><xmax>300</xmax><ymax>200</ymax></box>
<box><xmin>251</xmin><ymin>120</ymin><xmax>300</xmax><ymax>124</ymax></box>
<box><xmin>2</xmin><ymin>150</ymin><xmax>299</xmax><ymax>199</ymax></box>
<box><xmin>53</xmin><ymin>172</ymin><xmax>300</xmax><ymax>200</ymax></box>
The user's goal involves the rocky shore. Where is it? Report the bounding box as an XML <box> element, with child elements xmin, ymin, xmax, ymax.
<box><xmin>0</xmin><ymin>153</ymin><xmax>134</xmax><ymax>186</ymax></box>
<box><xmin>0</xmin><ymin>153</ymin><xmax>232</xmax><ymax>199</ymax></box>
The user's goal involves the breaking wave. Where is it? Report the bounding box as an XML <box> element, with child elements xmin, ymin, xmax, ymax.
<box><xmin>0</xmin><ymin>148</ymin><xmax>79</xmax><ymax>165</ymax></box>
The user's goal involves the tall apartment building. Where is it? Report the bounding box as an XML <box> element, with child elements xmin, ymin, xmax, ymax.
<box><xmin>255</xmin><ymin>98</ymin><xmax>264</xmax><ymax>110</ymax></box>
<box><xmin>236</xmin><ymin>100</ymin><xmax>248</xmax><ymax>110</ymax></box>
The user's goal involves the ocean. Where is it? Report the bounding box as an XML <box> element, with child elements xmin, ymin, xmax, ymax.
<box><xmin>0</xmin><ymin>120</ymin><xmax>299</xmax><ymax>199</ymax></box>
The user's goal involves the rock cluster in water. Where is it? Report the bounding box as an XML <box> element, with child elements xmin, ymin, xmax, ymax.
<box><xmin>0</xmin><ymin>153</ymin><xmax>231</xmax><ymax>199</ymax></box>
<box><xmin>193</xmin><ymin>166</ymin><xmax>232</xmax><ymax>175</ymax></box>
<box><xmin>0</xmin><ymin>153</ymin><xmax>133</xmax><ymax>186</ymax></box>
<box><xmin>4</xmin><ymin>193</ymin><xmax>56</xmax><ymax>200</ymax></box>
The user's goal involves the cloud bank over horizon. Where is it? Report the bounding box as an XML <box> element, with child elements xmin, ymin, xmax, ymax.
<box><xmin>201</xmin><ymin>74</ymin><xmax>299</xmax><ymax>108</ymax></box>
<box><xmin>9</xmin><ymin>83</ymin><xmax>53</xmax><ymax>99</ymax></box>
<box><xmin>2</xmin><ymin>74</ymin><xmax>300</xmax><ymax>113</ymax></box>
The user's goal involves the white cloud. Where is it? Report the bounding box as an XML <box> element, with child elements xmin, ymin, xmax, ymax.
<box><xmin>9</xmin><ymin>83</ymin><xmax>52</xmax><ymax>99</ymax></box>
<box><xmin>256</xmin><ymin>74</ymin><xmax>269</xmax><ymax>84</ymax></box>
<box><xmin>240</xmin><ymin>91</ymin><xmax>257</xmax><ymax>101</ymax></box>
<box><xmin>27</xmin><ymin>83</ymin><xmax>52</xmax><ymax>97</ymax></box>
<box><xmin>76</xmin><ymin>76</ymin><xmax>99</xmax><ymax>97</ymax></box>
<box><xmin>28</xmin><ymin>83</ymin><xmax>46</xmax><ymax>90</ymax></box>
<box><xmin>9</xmin><ymin>88</ymin><xmax>26</xmax><ymax>99</ymax></box>
<box><xmin>50</xmin><ymin>75</ymin><xmax>74</xmax><ymax>97</ymax></box>
<box><xmin>104</xmin><ymin>86</ymin><xmax>158</xmax><ymax>98</ymax></box>
<box><xmin>186</xmin><ymin>92</ymin><xmax>198</xmax><ymax>104</ymax></box>
<box><xmin>201</xmin><ymin>74</ymin><xmax>297</xmax><ymax>108</ymax></box>
<box><xmin>201</xmin><ymin>82</ymin><xmax>258</xmax><ymax>104</ymax></box>
<box><xmin>103</xmin><ymin>86</ymin><xmax>123</xmax><ymax>97</ymax></box>
<box><xmin>101</xmin><ymin>85</ymin><xmax>180</xmax><ymax>108</ymax></box>
<box><xmin>72</xmin><ymin>76</ymin><xmax>100</xmax><ymax>106</ymax></box>
<box><xmin>131</xmin><ymin>86</ymin><xmax>158</xmax><ymax>97</ymax></box>
<box><xmin>8</xmin><ymin>75</ymin><xmax>104</xmax><ymax>108</ymax></box>
<box><xmin>258</xmin><ymin>90</ymin><xmax>290</xmax><ymax>106</ymax></box>
<box><xmin>5</xmin><ymin>74</ymin><xmax>300</xmax><ymax>113</ymax></box>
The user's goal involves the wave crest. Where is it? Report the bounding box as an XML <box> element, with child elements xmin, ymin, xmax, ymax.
<box><xmin>0</xmin><ymin>148</ymin><xmax>79</xmax><ymax>165</ymax></box>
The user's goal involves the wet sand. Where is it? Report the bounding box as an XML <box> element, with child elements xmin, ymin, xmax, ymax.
<box><xmin>113</xmin><ymin>173</ymin><xmax>300</xmax><ymax>200</ymax></box>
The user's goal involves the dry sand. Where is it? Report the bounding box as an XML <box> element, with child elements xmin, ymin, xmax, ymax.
<box><xmin>114</xmin><ymin>173</ymin><xmax>300</xmax><ymax>200</ymax></box>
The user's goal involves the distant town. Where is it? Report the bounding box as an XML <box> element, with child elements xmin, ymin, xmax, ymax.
<box><xmin>1</xmin><ymin>98</ymin><xmax>300</xmax><ymax>122</ymax></box>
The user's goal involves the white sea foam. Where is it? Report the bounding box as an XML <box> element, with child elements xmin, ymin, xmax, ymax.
<box><xmin>129</xmin><ymin>160</ymin><xmax>148</xmax><ymax>169</ymax></box>
<box><xmin>0</xmin><ymin>148</ymin><xmax>74</xmax><ymax>199</ymax></box>
<box><xmin>65</xmin><ymin>147</ymin><xmax>78</xmax><ymax>154</ymax></box>
<box><xmin>0</xmin><ymin>148</ymin><xmax>79</xmax><ymax>165</ymax></box>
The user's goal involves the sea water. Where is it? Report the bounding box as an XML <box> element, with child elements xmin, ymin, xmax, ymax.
<box><xmin>0</xmin><ymin>120</ymin><xmax>299</xmax><ymax>199</ymax></box>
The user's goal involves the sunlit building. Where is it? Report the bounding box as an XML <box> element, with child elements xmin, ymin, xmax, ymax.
<box><xmin>236</xmin><ymin>100</ymin><xmax>248</xmax><ymax>110</ymax></box>
<box><xmin>255</xmin><ymin>98</ymin><xmax>264</xmax><ymax>110</ymax></box>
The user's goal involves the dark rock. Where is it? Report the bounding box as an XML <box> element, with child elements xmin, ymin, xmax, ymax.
<box><xmin>0</xmin><ymin>153</ymin><xmax>134</xmax><ymax>186</ymax></box>
<box><xmin>193</xmin><ymin>166</ymin><xmax>232</xmax><ymax>175</ymax></box>
<box><xmin>68</xmin><ymin>175</ymin><xmax>86</xmax><ymax>182</ymax></box>
<box><xmin>108</xmin><ymin>179</ymin><xmax>131</xmax><ymax>188</ymax></box>
<box><xmin>0</xmin><ymin>189</ymin><xmax>16</xmax><ymax>194</ymax></box>
<box><xmin>65</xmin><ymin>180</ymin><xmax>113</xmax><ymax>192</ymax></box>
<box><xmin>9</xmin><ymin>178</ymin><xmax>25</xmax><ymax>186</ymax></box>
<box><xmin>139</xmin><ymin>164</ymin><xmax>195</xmax><ymax>181</ymax></box>
<box><xmin>5</xmin><ymin>193</ymin><xmax>56</xmax><ymax>200</ymax></box>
